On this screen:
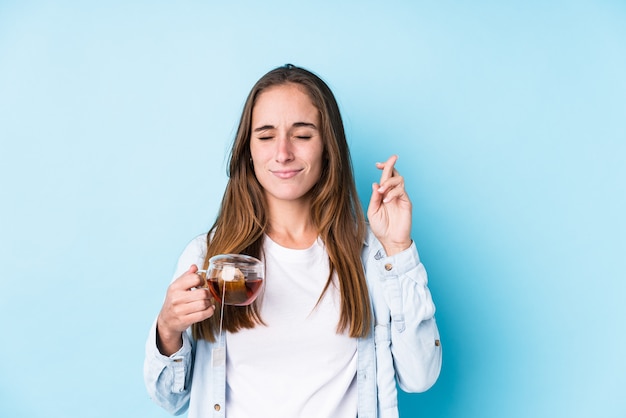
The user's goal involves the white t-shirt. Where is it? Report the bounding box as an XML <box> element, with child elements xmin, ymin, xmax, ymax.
<box><xmin>224</xmin><ymin>235</ymin><xmax>358</xmax><ymax>418</ymax></box>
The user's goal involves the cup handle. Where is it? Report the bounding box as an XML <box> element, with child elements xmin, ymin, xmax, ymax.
<box><xmin>195</xmin><ymin>269</ymin><xmax>208</xmax><ymax>288</ymax></box>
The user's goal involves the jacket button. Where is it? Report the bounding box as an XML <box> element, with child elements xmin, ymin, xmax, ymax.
<box><xmin>384</xmin><ymin>263</ymin><xmax>393</xmax><ymax>271</ymax></box>
<box><xmin>435</xmin><ymin>339</ymin><xmax>441</xmax><ymax>347</ymax></box>
<box><xmin>214</xmin><ymin>404</ymin><xmax>221</xmax><ymax>411</ymax></box>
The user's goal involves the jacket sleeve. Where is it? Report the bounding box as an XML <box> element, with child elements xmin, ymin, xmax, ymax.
<box><xmin>143</xmin><ymin>234</ymin><xmax>207</xmax><ymax>415</ymax></box>
<box><xmin>143</xmin><ymin>322</ymin><xmax>194</xmax><ymax>415</ymax></box>
<box><xmin>366</xmin><ymin>236</ymin><xmax>442</xmax><ymax>392</ymax></box>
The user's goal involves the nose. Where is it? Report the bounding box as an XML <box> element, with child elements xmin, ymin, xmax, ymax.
<box><xmin>274</xmin><ymin>134</ymin><xmax>294</xmax><ymax>163</ymax></box>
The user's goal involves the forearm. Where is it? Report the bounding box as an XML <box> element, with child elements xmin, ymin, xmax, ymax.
<box><xmin>144</xmin><ymin>234</ymin><xmax>207</xmax><ymax>414</ymax></box>
<box><xmin>391</xmin><ymin>259</ymin><xmax>442</xmax><ymax>391</ymax></box>
<box><xmin>369</xmin><ymin>240</ymin><xmax>442</xmax><ymax>392</ymax></box>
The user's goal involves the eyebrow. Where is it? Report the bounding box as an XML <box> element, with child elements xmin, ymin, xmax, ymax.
<box><xmin>253</xmin><ymin>125</ymin><xmax>274</xmax><ymax>132</ymax></box>
<box><xmin>253</xmin><ymin>122</ymin><xmax>318</xmax><ymax>132</ymax></box>
<box><xmin>292</xmin><ymin>122</ymin><xmax>318</xmax><ymax>129</ymax></box>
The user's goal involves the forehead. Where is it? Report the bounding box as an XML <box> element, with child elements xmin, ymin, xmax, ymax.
<box><xmin>258</xmin><ymin>81</ymin><xmax>313</xmax><ymax>101</ymax></box>
<box><xmin>252</xmin><ymin>83</ymin><xmax>318</xmax><ymax>119</ymax></box>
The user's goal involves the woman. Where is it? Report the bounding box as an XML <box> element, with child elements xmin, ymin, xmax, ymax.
<box><xmin>144</xmin><ymin>64</ymin><xmax>442</xmax><ymax>418</ymax></box>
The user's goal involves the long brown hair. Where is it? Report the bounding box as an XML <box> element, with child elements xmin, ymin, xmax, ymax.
<box><xmin>192</xmin><ymin>64</ymin><xmax>372</xmax><ymax>341</ymax></box>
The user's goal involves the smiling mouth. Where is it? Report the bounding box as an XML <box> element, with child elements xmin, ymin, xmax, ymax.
<box><xmin>271</xmin><ymin>169</ymin><xmax>302</xmax><ymax>179</ymax></box>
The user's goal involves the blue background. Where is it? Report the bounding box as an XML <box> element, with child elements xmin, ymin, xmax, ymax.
<box><xmin>1</xmin><ymin>1</ymin><xmax>625</xmax><ymax>417</ymax></box>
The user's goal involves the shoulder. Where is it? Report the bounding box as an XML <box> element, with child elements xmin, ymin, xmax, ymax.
<box><xmin>172</xmin><ymin>233</ymin><xmax>209</xmax><ymax>277</ymax></box>
<box><xmin>181</xmin><ymin>233</ymin><xmax>208</xmax><ymax>256</ymax></box>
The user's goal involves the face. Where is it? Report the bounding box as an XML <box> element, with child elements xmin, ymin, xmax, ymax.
<box><xmin>250</xmin><ymin>83</ymin><xmax>324</xmax><ymax>207</ymax></box>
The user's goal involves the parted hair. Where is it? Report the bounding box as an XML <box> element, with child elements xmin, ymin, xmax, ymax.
<box><xmin>192</xmin><ymin>64</ymin><xmax>372</xmax><ymax>342</ymax></box>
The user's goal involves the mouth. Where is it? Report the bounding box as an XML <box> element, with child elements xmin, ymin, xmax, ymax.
<box><xmin>270</xmin><ymin>169</ymin><xmax>302</xmax><ymax>179</ymax></box>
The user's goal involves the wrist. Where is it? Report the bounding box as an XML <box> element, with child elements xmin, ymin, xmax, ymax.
<box><xmin>156</xmin><ymin>319</ymin><xmax>183</xmax><ymax>356</ymax></box>
<box><xmin>383</xmin><ymin>240</ymin><xmax>412</xmax><ymax>256</ymax></box>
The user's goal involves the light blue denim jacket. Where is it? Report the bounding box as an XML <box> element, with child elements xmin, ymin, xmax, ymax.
<box><xmin>144</xmin><ymin>229</ymin><xmax>442</xmax><ymax>417</ymax></box>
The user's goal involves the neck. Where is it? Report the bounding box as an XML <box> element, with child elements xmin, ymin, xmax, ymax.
<box><xmin>266</xmin><ymin>198</ymin><xmax>317</xmax><ymax>249</ymax></box>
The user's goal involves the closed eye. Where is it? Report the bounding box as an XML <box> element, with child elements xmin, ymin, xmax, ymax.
<box><xmin>253</xmin><ymin>124</ymin><xmax>275</xmax><ymax>140</ymax></box>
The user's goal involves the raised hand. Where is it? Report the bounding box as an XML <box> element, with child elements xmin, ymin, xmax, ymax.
<box><xmin>367</xmin><ymin>155</ymin><xmax>413</xmax><ymax>256</ymax></box>
<box><xmin>156</xmin><ymin>264</ymin><xmax>216</xmax><ymax>356</ymax></box>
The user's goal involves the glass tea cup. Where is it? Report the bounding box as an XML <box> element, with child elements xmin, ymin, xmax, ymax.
<box><xmin>197</xmin><ymin>254</ymin><xmax>264</xmax><ymax>306</ymax></box>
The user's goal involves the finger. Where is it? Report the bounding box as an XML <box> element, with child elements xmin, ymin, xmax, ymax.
<box><xmin>171</xmin><ymin>287</ymin><xmax>213</xmax><ymax>307</ymax></box>
<box><xmin>167</xmin><ymin>290</ymin><xmax>214</xmax><ymax>322</ymax></box>
<box><xmin>170</xmin><ymin>265</ymin><xmax>205</xmax><ymax>291</ymax></box>
<box><xmin>180</xmin><ymin>295</ymin><xmax>216</xmax><ymax>316</ymax></box>
<box><xmin>381</xmin><ymin>186</ymin><xmax>406</xmax><ymax>203</ymax></box>
<box><xmin>377</xmin><ymin>172</ymin><xmax>403</xmax><ymax>195</ymax></box>
<box><xmin>376</xmin><ymin>155</ymin><xmax>398</xmax><ymax>187</ymax></box>
<box><xmin>165</xmin><ymin>301</ymin><xmax>216</xmax><ymax>332</ymax></box>
<box><xmin>187</xmin><ymin>304</ymin><xmax>217</xmax><ymax>324</ymax></box>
